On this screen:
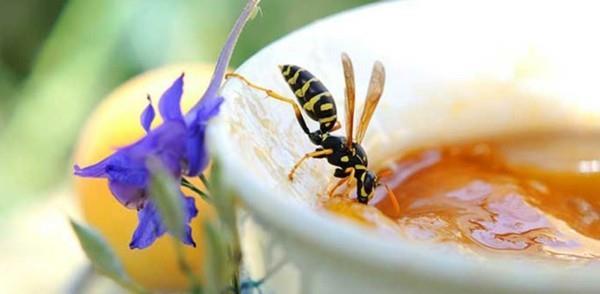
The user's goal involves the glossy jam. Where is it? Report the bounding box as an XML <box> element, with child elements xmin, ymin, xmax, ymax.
<box><xmin>324</xmin><ymin>132</ymin><xmax>600</xmax><ymax>261</ymax></box>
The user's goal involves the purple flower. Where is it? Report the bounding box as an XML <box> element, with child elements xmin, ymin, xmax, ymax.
<box><xmin>74</xmin><ymin>0</ymin><xmax>259</xmax><ymax>249</ymax></box>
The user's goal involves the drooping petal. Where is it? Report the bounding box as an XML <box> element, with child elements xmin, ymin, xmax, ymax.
<box><xmin>140</xmin><ymin>95</ymin><xmax>155</xmax><ymax>133</ymax></box>
<box><xmin>129</xmin><ymin>201</ymin><xmax>166</xmax><ymax>249</ymax></box>
<box><xmin>159</xmin><ymin>74</ymin><xmax>185</xmax><ymax>122</ymax></box>
<box><xmin>129</xmin><ymin>196</ymin><xmax>198</xmax><ymax>249</ymax></box>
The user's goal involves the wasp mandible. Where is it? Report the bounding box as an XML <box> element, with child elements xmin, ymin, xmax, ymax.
<box><xmin>226</xmin><ymin>53</ymin><xmax>399</xmax><ymax>210</ymax></box>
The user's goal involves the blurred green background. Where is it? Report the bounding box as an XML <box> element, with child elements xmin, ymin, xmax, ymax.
<box><xmin>0</xmin><ymin>0</ymin><xmax>376</xmax><ymax>213</ymax></box>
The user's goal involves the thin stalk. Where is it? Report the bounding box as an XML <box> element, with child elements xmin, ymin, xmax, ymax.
<box><xmin>181</xmin><ymin>178</ymin><xmax>211</xmax><ymax>202</ymax></box>
<box><xmin>199</xmin><ymin>173</ymin><xmax>211</xmax><ymax>192</ymax></box>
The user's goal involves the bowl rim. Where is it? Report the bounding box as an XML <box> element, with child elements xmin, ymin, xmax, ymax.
<box><xmin>208</xmin><ymin>0</ymin><xmax>600</xmax><ymax>291</ymax></box>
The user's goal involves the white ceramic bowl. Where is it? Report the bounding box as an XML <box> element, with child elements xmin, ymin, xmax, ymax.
<box><xmin>208</xmin><ymin>0</ymin><xmax>600</xmax><ymax>293</ymax></box>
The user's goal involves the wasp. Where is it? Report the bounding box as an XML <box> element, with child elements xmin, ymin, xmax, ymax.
<box><xmin>226</xmin><ymin>53</ymin><xmax>398</xmax><ymax>210</ymax></box>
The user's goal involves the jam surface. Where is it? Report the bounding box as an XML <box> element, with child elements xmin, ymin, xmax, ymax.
<box><xmin>324</xmin><ymin>132</ymin><xmax>600</xmax><ymax>261</ymax></box>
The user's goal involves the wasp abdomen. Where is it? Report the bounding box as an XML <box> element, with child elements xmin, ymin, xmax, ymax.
<box><xmin>280</xmin><ymin>65</ymin><xmax>337</xmax><ymax>132</ymax></box>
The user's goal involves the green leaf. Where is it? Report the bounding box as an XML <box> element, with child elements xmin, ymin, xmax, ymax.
<box><xmin>147</xmin><ymin>157</ymin><xmax>186</xmax><ymax>239</ymax></box>
<box><xmin>70</xmin><ymin>220</ymin><xmax>145</xmax><ymax>293</ymax></box>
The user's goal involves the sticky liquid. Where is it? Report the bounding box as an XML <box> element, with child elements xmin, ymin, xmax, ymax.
<box><xmin>324</xmin><ymin>132</ymin><xmax>600</xmax><ymax>261</ymax></box>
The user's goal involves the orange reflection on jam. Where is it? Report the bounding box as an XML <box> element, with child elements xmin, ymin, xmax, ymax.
<box><xmin>325</xmin><ymin>133</ymin><xmax>600</xmax><ymax>261</ymax></box>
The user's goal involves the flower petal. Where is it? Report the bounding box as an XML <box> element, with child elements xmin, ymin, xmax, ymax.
<box><xmin>140</xmin><ymin>95</ymin><xmax>155</xmax><ymax>133</ymax></box>
<box><xmin>190</xmin><ymin>95</ymin><xmax>224</xmax><ymax>121</ymax></box>
<box><xmin>185</xmin><ymin>130</ymin><xmax>209</xmax><ymax>176</ymax></box>
<box><xmin>108</xmin><ymin>181</ymin><xmax>146</xmax><ymax>209</ymax></box>
<box><xmin>129</xmin><ymin>201</ymin><xmax>166</xmax><ymax>249</ymax></box>
<box><xmin>184</xmin><ymin>96</ymin><xmax>224</xmax><ymax>176</ymax></box>
<box><xmin>74</xmin><ymin>160</ymin><xmax>109</xmax><ymax>178</ymax></box>
<box><xmin>182</xmin><ymin>196</ymin><xmax>198</xmax><ymax>246</ymax></box>
<box><xmin>129</xmin><ymin>196</ymin><xmax>198</xmax><ymax>249</ymax></box>
<box><xmin>103</xmin><ymin>153</ymin><xmax>148</xmax><ymax>186</ymax></box>
<box><xmin>129</xmin><ymin>120</ymin><xmax>187</xmax><ymax>176</ymax></box>
<box><xmin>74</xmin><ymin>152</ymin><xmax>148</xmax><ymax>187</ymax></box>
<box><xmin>158</xmin><ymin>74</ymin><xmax>184</xmax><ymax>122</ymax></box>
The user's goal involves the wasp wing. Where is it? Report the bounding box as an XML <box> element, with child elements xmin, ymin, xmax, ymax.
<box><xmin>341</xmin><ymin>53</ymin><xmax>356</xmax><ymax>148</ymax></box>
<box><xmin>355</xmin><ymin>61</ymin><xmax>385</xmax><ymax>144</ymax></box>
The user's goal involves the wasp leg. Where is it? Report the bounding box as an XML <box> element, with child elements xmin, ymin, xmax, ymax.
<box><xmin>288</xmin><ymin>148</ymin><xmax>333</xmax><ymax>181</ymax></box>
<box><xmin>328</xmin><ymin>167</ymin><xmax>355</xmax><ymax>198</ymax></box>
<box><xmin>226</xmin><ymin>73</ymin><xmax>310</xmax><ymax>135</ymax></box>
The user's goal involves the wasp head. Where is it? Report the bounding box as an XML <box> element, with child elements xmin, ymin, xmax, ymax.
<box><xmin>357</xmin><ymin>170</ymin><xmax>378</xmax><ymax>204</ymax></box>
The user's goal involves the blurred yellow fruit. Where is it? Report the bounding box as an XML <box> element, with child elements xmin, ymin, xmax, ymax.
<box><xmin>73</xmin><ymin>64</ymin><xmax>218</xmax><ymax>291</ymax></box>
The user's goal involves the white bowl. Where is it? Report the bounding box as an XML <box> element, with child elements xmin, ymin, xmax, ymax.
<box><xmin>208</xmin><ymin>0</ymin><xmax>600</xmax><ymax>293</ymax></box>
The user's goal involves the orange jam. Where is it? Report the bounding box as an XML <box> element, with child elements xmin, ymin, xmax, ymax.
<box><xmin>324</xmin><ymin>132</ymin><xmax>600</xmax><ymax>261</ymax></box>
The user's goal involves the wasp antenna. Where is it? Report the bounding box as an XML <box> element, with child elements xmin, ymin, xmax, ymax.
<box><xmin>383</xmin><ymin>184</ymin><xmax>400</xmax><ymax>215</ymax></box>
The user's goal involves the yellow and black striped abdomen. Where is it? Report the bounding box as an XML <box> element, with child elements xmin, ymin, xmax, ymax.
<box><xmin>280</xmin><ymin>64</ymin><xmax>337</xmax><ymax>132</ymax></box>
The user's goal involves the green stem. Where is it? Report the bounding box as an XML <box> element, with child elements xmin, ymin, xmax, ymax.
<box><xmin>181</xmin><ymin>178</ymin><xmax>211</xmax><ymax>202</ymax></box>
